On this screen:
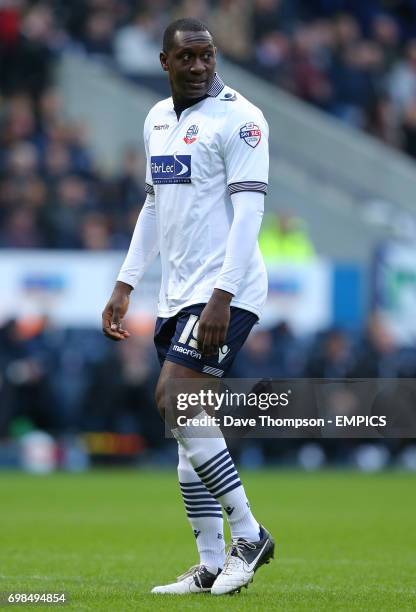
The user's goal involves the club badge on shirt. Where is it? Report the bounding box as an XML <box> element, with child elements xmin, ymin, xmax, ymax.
<box><xmin>239</xmin><ymin>122</ymin><xmax>261</xmax><ymax>148</ymax></box>
<box><xmin>183</xmin><ymin>124</ymin><xmax>199</xmax><ymax>144</ymax></box>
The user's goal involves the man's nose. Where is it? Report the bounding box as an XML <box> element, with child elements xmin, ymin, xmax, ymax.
<box><xmin>190</xmin><ymin>57</ymin><xmax>206</xmax><ymax>73</ymax></box>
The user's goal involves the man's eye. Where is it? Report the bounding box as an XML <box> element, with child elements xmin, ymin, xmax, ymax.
<box><xmin>203</xmin><ymin>53</ymin><xmax>212</xmax><ymax>60</ymax></box>
<box><xmin>183</xmin><ymin>54</ymin><xmax>191</xmax><ymax>61</ymax></box>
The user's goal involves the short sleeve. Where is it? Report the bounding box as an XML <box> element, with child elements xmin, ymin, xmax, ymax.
<box><xmin>144</xmin><ymin>115</ymin><xmax>155</xmax><ymax>196</ymax></box>
<box><xmin>222</xmin><ymin>107</ymin><xmax>269</xmax><ymax>197</ymax></box>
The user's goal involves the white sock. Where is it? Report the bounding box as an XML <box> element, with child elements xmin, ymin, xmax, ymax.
<box><xmin>173</xmin><ymin>413</ymin><xmax>260</xmax><ymax>542</ymax></box>
<box><xmin>177</xmin><ymin>442</ymin><xmax>225</xmax><ymax>572</ymax></box>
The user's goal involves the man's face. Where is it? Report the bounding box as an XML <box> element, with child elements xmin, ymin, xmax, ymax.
<box><xmin>160</xmin><ymin>30</ymin><xmax>216</xmax><ymax>100</ymax></box>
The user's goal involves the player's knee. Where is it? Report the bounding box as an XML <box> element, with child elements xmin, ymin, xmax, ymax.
<box><xmin>155</xmin><ymin>376</ymin><xmax>183</xmax><ymax>426</ymax></box>
<box><xmin>155</xmin><ymin>379</ymin><xmax>175</xmax><ymax>419</ymax></box>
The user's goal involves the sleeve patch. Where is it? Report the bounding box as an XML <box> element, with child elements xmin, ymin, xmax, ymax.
<box><xmin>239</xmin><ymin>122</ymin><xmax>261</xmax><ymax>148</ymax></box>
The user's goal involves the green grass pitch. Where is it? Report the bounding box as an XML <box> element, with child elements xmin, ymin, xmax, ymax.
<box><xmin>1</xmin><ymin>469</ymin><xmax>416</xmax><ymax>610</ymax></box>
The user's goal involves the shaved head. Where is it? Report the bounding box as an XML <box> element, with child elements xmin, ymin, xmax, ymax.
<box><xmin>163</xmin><ymin>18</ymin><xmax>212</xmax><ymax>53</ymax></box>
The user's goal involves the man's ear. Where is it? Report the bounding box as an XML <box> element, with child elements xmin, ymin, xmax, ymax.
<box><xmin>160</xmin><ymin>51</ymin><xmax>169</xmax><ymax>72</ymax></box>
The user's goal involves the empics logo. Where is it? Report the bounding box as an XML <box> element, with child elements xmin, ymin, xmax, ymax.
<box><xmin>183</xmin><ymin>124</ymin><xmax>199</xmax><ymax>144</ymax></box>
<box><xmin>239</xmin><ymin>122</ymin><xmax>262</xmax><ymax>148</ymax></box>
<box><xmin>151</xmin><ymin>155</ymin><xmax>191</xmax><ymax>183</ymax></box>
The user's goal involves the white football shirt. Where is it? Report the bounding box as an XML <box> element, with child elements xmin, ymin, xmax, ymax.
<box><xmin>120</xmin><ymin>73</ymin><xmax>269</xmax><ymax>319</ymax></box>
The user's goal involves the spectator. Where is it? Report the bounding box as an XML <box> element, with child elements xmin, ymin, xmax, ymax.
<box><xmin>0</xmin><ymin>94</ymin><xmax>36</xmax><ymax>147</ymax></box>
<box><xmin>234</xmin><ymin>321</ymin><xmax>304</xmax><ymax>377</ymax></box>
<box><xmin>351</xmin><ymin>312</ymin><xmax>399</xmax><ymax>377</ymax></box>
<box><xmin>330</xmin><ymin>40</ymin><xmax>385</xmax><ymax>127</ymax></box>
<box><xmin>333</xmin><ymin>12</ymin><xmax>361</xmax><ymax>54</ymax></box>
<box><xmin>114</xmin><ymin>10</ymin><xmax>161</xmax><ymax>75</ymax></box>
<box><xmin>113</xmin><ymin>147</ymin><xmax>145</xmax><ymax>212</ymax></box>
<box><xmin>305</xmin><ymin>329</ymin><xmax>353</xmax><ymax>377</ymax></box>
<box><xmin>174</xmin><ymin>0</ymin><xmax>210</xmax><ymax>22</ymax></box>
<box><xmin>290</xmin><ymin>23</ymin><xmax>333</xmax><ymax>109</ymax></box>
<box><xmin>254</xmin><ymin>30</ymin><xmax>292</xmax><ymax>85</ymax></box>
<box><xmin>81</xmin><ymin>10</ymin><xmax>114</xmax><ymax>57</ymax></box>
<box><xmin>259</xmin><ymin>213</ymin><xmax>315</xmax><ymax>263</ymax></box>
<box><xmin>371</xmin><ymin>13</ymin><xmax>400</xmax><ymax>72</ymax></box>
<box><xmin>233</xmin><ymin>328</ymin><xmax>278</xmax><ymax>378</ymax></box>
<box><xmin>0</xmin><ymin>207</ymin><xmax>43</xmax><ymax>248</ymax></box>
<box><xmin>82</xmin><ymin>325</ymin><xmax>162</xmax><ymax>442</ymax></box>
<box><xmin>252</xmin><ymin>0</ymin><xmax>298</xmax><ymax>41</ymax></box>
<box><xmin>80</xmin><ymin>212</ymin><xmax>111</xmax><ymax>250</ymax></box>
<box><xmin>42</xmin><ymin>175</ymin><xmax>92</xmax><ymax>248</ymax></box>
<box><xmin>0</xmin><ymin>318</ymin><xmax>54</xmax><ymax>435</ymax></box>
<box><xmin>7</xmin><ymin>141</ymin><xmax>39</xmax><ymax>178</ymax></box>
<box><xmin>208</xmin><ymin>0</ymin><xmax>252</xmax><ymax>62</ymax></box>
<box><xmin>42</xmin><ymin>142</ymin><xmax>72</xmax><ymax>181</ymax></box>
<box><xmin>366</xmin><ymin>94</ymin><xmax>399</xmax><ymax>147</ymax></box>
<box><xmin>389</xmin><ymin>39</ymin><xmax>416</xmax><ymax>133</ymax></box>
<box><xmin>401</xmin><ymin>100</ymin><xmax>416</xmax><ymax>157</ymax></box>
<box><xmin>0</xmin><ymin>3</ymin><xmax>58</xmax><ymax>97</ymax></box>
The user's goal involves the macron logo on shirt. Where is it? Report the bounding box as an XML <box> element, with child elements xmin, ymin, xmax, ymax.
<box><xmin>151</xmin><ymin>155</ymin><xmax>192</xmax><ymax>184</ymax></box>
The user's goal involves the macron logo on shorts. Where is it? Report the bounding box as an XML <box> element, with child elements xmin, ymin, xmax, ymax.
<box><xmin>151</xmin><ymin>155</ymin><xmax>191</xmax><ymax>183</ymax></box>
<box><xmin>218</xmin><ymin>345</ymin><xmax>230</xmax><ymax>364</ymax></box>
<box><xmin>172</xmin><ymin>345</ymin><xmax>201</xmax><ymax>360</ymax></box>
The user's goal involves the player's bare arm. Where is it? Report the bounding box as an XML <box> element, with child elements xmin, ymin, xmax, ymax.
<box><xmin>102</xmin><ymin>280</ymin><xmax>132</xmax><ymax>341</ymax></box>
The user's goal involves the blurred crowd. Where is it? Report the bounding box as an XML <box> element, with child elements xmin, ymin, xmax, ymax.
<box><xmin>2</xmin><ymin>1</ymin><xmax>416</xmax><ymax>250</ymax></box>
<box><xmin>0</xmin><ymin>1</ymin><xmax>148</xmax><ymax>250</ymax></box>
<box><xmin>0</xmin><ymin>88</ymin><xmax>147</xmax><ymax>249</ymax></box>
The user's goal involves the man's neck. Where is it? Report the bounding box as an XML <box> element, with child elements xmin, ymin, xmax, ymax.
<box><xmin>173</xmin><ymin>95</ymin><xmax>207</xmax><ymax>120</ymax></box>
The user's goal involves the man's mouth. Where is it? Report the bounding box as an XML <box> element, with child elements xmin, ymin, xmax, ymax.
<box><xmin>187</xmin><ymin>81</ymin><xmax>207</xmax><ymax>87</ymax></box>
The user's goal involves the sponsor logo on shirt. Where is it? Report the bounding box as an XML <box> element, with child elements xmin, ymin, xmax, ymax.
<box><xmin>151</xmin><ymin>154</ymin><xmax>191</xmax><ymax>183</ymax></box>
<box><xmin>183</xmin><ymin>124</ymin><xmax>199</xmax><ymax>144</ymax></box>
<box><xmin>153</xmin><ymin>124</ymin><xmax>169</xmax><ymax>130</ymax></box>
<box><xmin>239</xmin><ymin>122</ymin><xmax>262</xmax><ymax>148</ymax></box>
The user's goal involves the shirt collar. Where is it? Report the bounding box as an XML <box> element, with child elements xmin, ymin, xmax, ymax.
<box><xmin>207</xmin><ymin>73</ymin><xmax>225</xmax><ymax>97</ymax></box>
<box><xmin>171</xmin><ymin>73</ymin><xmax>225</xmax><ymax>116</ymax></box>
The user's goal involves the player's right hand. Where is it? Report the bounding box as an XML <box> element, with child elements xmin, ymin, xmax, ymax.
<box><xmin>102</xmin><ymin>281</ymin><xmax>132</xmax><ymax>341</ymax></box>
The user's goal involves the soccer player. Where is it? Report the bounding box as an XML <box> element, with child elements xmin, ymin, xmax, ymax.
<box><xmin>102</xmin><ymin>17</ymin><xmax>274</xmax><ymax>595</ymax></box>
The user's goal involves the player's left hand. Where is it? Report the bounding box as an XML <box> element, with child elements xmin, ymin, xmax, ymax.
<box><xmin>197</xmin><ymin>289</ymin><xmax>232</xmax><ymax>356</ymax></box>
